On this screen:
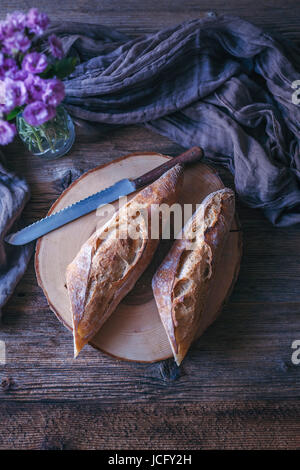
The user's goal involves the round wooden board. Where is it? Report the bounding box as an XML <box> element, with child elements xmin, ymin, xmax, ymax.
<box><xmin>35</xmin><ymin>152</ymin><xmax>242</xmax><ymax>362</ymax></box>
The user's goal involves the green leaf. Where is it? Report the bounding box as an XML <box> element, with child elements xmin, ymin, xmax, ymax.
<box><xmin>39</xmin><ymin>64</ymin><xmax>54</xmax><ymax>79</ymax></box>
<box><xmin>53</xmin><ymin>57</ymin><xmax>78</xmax><ymax>79</ymax></box>
<box><xmin>6</xmin><ymin>106</ymin><xmax>23</xmax><ymax>121</ymax></box>
<box><xmin>40</xmin><ymin>57</ymin><xmax>78</xmax><ymax>80</ymax></box>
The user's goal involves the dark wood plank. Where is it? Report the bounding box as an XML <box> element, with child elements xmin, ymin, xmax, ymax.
<box><xmin>1</xmin><ymin>276</ymin><xmax>300</xmax><ymax>401</ymax></box>
<box><xmin>0</xmin><ymin>401</ymin><xmax>300</xmax><ymax>450</ymax></box>
<box><xmin>2</xmin><ymin>1</ymin><xmax>300</xmax><ymax>42</ymax></box>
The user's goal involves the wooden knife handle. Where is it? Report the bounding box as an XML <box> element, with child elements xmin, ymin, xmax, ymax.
<box><xmin>133</xmin><ymin>146</ymin><xmax>204</xmax><ymax>189</ymax></box>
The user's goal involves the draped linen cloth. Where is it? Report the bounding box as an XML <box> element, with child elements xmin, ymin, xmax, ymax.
<box><xmin>0</xmin><ymin>151</ymin><xmax>32</xmax><ymax>313</ymax></box>
<box><xmin>52</xmin><ymin>13</ymin><xmax>300</xmax><ymax>226</ymax></box>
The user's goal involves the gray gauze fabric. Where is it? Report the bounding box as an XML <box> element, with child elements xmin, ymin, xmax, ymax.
<box><xmin>50</xmin><ymin>14</ymin><xmax>300</xmax><ymax>226</ymax></box>
<box><xmin>0</xmin><ymin>152</ymin><xmax>32</xmax><ymax>313</ymax></box>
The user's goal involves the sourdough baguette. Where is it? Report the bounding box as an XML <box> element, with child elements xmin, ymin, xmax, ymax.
<box><xmin>66</xmin><ymin>165</ymin><xmax>183</xmax><ymax>357</ymax></box>
<box><xmin>152</xmin><ymin>188</ymin><xmax>235</xmax><ymax>365</ymax></box>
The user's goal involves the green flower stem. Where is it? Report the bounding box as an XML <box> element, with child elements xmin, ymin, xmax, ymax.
<box><xmin>31</xmin><ymin>126</ymin><xmax>44</xmax><ymax>153</ymax></box>
<box><xmin>41</xmin><ymin>125</ymin><xmax>56</xmax><ymax>153</ymax></box>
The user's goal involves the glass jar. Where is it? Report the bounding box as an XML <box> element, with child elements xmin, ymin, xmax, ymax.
<box><xmin>16</xmin><ymin>105</ymin><xmax>75</xmax><ymax>160</ymax></box>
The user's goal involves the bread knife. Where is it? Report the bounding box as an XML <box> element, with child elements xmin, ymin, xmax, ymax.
<box><xmin>5</xmin><ymin>146</ymin><xmax>203</xmax><ymax>245</ymax></box>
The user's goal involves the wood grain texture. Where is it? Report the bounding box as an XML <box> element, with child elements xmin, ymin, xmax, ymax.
<box><xmin>1</xmin><ymin>0</ymin><xmax>300</xmax><ymax>450</ymax></box>
<box><xmin>0</xmin><ymin>401</ymin><xmax>300</xmax><ymax>450</ymax></box>
<box><xmin>2</xmin><ymin>1</ymin><xmax>300</xmax><ymax>42</ymax></box>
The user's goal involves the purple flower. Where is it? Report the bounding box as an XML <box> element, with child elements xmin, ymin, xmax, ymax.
<box><xmin>13</xmin><ymin>69</ymin><xmax>28</xmax><ymax>81</ymax></box>
<box><xmin>22</xmin><ymin>52</ymin><xmax>48</xmax><ymax>74</ymax></box>
<box><xmin>5</xmin><ymin>11</ymin><xmax>26</xmax><ymax>33</ymax></box>
<box><xmin>0</xmin><ymin>81</ymin><xmax>5</xmax><ymax>108</ymax></box>
<box><xmin>0</xmin><ymin>11</ymin><xmax>26</xmax><ymax>38</ymax></box>
<box><xmin>0</xmin><ymin>11</ymin><xmax>30</xmax><ymax>54</ymax></box>
<box><xmin>48</xmin><ymin>34</ymin><xmax>64</xmax><ymax>59</ymax></box>
<box><xmin>0</xmin><ymin>119</ymin><xmax>16</xmax><ymax>145</ymax></box>
<box><xmin>43</xmin><ymin>78</ymin><xmax>65</xmax><ymax>107</ymax></box>
<box><xmin>2</xmin><ymin>31</ymin><xmax>31</xmax><ymax>54</ymax></box>
<box><xmin>23</xmin><ymin>101</ymin><xmax>56</xmax><ymax>126</ymax></box>
<box><xmin>0</xmin><ymin>58</ymin><xmax>18</xmax><ymax>79</ymax></box>
<box><xmin>26</xmin><ymin>8</ymin><xmax>49</xmax><ymax>36</ymax></box>
<box><xmin>25</xmin><ymin>74</ymin><xmax>46</xmax><ymax>102</ymax></box>
<box><xmin>4</xmin><ymin>78</ymin><xmax>27</xmax><ymax>112</ymax></box>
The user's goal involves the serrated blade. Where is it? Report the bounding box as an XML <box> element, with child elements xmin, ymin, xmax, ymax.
<box><xmin>5</xmin><ymin>178</ymin><xmax>136</xmax><ymax>245</ymax></box>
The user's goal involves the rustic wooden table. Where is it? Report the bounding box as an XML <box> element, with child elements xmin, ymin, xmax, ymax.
<box><xmin>1</xmin><ymin>0</ymin><xmax>300</xmax><ymax>450</ymax></box>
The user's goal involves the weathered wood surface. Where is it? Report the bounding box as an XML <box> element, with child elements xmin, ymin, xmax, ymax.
<box><xmin>1</xmin><ymin>0</ymin><xmax>300</xmax><ymax>450</ymax></box>
<box><xmin>3</xmin><ymin>0</ymin><xmax>300</xmax><ymax>43</ymax></box>
<box><xmin>1</xmin><ymin>401</ymin><xmax>300</xmax><ymax>450</ymax></box>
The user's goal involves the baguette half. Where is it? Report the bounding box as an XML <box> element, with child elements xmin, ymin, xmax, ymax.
<box><xmin>152</xmin><ymin>188</ymin><xmax>235</xmax><ymax>365</ymax></box>
<box><xmin>66</xmin><ymin>165</ymin><xmax>183</xmax><ymax>357</ymax></box>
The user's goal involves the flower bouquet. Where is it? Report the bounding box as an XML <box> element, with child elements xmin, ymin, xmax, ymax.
<box><xmin>0</xmin><ymin>8</ymin><xmax>77</xmax><ymax>159</ymax></box>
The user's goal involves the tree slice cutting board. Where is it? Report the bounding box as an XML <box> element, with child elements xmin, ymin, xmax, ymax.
<box><xmin>35</xmin><ymin>152</ymin><xmax>242</xmax><ymax>362</ymax></box>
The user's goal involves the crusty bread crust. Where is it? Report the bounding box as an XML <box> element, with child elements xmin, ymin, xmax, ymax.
<box><xmin>66</xmin><ymin>165</ymin><xmax>183</xmax><ymax>357</ymax></box>
<box><xmin>152</xmin><ymin>188</ymin><xmax>235</xmax><ymax>365</ymax></box>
